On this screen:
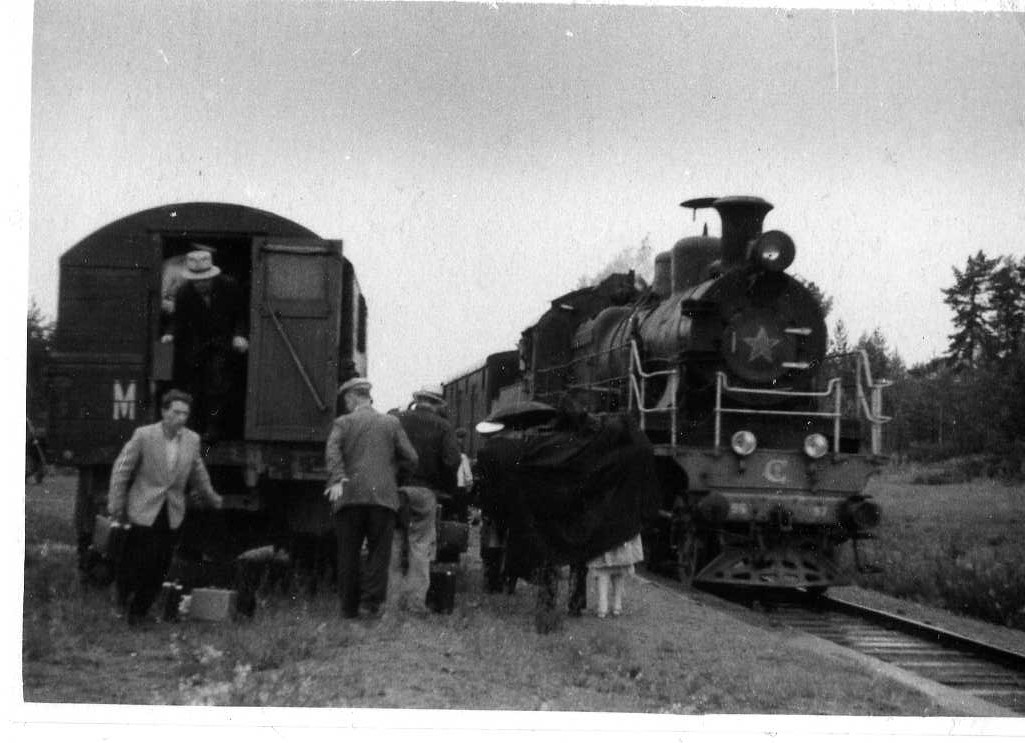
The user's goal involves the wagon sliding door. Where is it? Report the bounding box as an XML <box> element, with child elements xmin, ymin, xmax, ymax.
<box><xmin>246</xmin><ymin>238</ymin><xmax>343</xmax><ymax>441</ymax></box>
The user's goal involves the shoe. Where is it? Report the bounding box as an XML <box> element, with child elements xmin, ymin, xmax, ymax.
<box><xmin>596</xmin><ymin>611</ymin><xmax>607</xmax><ymax>619</ymax></box>
<box><xmin>612</xmin><ymin>609</ymin><xmax>622</xmax><ymax>617</ymax></box>
<box><xmin>359</xmin><ymin>604</ymin><xmax>385</xmax><ymax>621</ymax></box>
<box><xmin>127</xmin><ymin>613</ymin><xmax>155</xmax><ymax>629</ymax></box>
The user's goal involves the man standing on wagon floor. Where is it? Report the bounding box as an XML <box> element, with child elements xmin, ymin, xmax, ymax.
<box><xmin>161</xmin><ymin>246</ymin><xmax>248</xmax><ymax>441</ymax></box>
<box><xmin>325</xmin><ymin>378</ymin><xmax>419</xmax><ymax>619</ymax></box>
<box><xmin>108</xmin><ymin>390</ymin><xmax>223</xmax><ymax>626</ymax></box>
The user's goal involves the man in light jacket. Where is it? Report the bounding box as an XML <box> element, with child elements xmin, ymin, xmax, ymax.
<box><xmin>108</xmin><ymin>389</ymin><xmax>222</xmax><ymax>625</ymax></box>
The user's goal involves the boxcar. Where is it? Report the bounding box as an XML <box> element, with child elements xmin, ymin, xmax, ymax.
<box><xmin>47</xmin><ymin>202</ymin><xmax>367</xmax><ymax>572</ymax></box>
<box><xmin>440</xmin><ymin>351</ymin><xmax>521</xmax><ymax>457</ymax></box>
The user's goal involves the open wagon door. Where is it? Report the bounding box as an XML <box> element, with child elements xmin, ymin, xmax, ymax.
<box><xmin>246</xmin><ymin>238</ymin><xmax>344</xmax><ymax>441</ymax></box>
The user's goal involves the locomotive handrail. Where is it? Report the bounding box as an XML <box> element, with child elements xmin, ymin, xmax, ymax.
<box><xmin>629</xmin><ymin>341</ymin><xmax>679</xmax><ymax>445</ymax></box>
<box><xmin>714</xmin><ymin>373</ymin><xmax>844</xmax><ymax>453</ymax></box>
<box><xmin>852</xmin><ymin>349</ymin><xmax>893</xmax><ymax>424</ymax></box>
<box><xmin>852</xmin><ymin>349</ymin><xmax>893</xmax><ymax>455</ymax></box>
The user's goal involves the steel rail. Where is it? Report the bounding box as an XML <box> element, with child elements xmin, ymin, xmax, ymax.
<box><xmin>816</xmin><ymin>595</ymin><xmax>1025</xmax><ymax>673</ymax></box>
<box><xmin>764</xmin><ymin>592</ymin><xmax>1025</xmax><ymax>714</ymax></box>
<box><xmin>638</xmin><ymin>567</ymin><xmax>1025</xmax><ymax>714</ymax></box>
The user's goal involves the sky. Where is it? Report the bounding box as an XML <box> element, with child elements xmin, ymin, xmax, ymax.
<box><xmin>22</xmin><ymin>0</ymin><xmax>1025</xmax><ymax>413</ymax></box>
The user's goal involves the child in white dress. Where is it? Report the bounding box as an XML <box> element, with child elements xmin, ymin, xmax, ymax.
<box><xmin>587</xmin><ymin>532</ymin><xmax>644</xmax><ymax>618</ymax></box>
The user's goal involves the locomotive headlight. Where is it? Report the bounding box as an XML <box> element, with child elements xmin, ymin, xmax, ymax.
<box><xmin>730</xmin><ymin>430</ymin><xmax>757</xmax><ymax>457</ymax></box>
<box><xmin>803</xmin><ymin>433</ymin><xmax>829</xmax><ymax>459</ymax></box>
<box><xmin>751</xmin><ymin>230</ymin><xmax>796</xmax><ymax>272</ymax></box>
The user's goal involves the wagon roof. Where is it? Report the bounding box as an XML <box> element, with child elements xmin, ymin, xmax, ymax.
<box><xmin>60</xmin><ymin>201</ymin><xmax>320</xmax><ymax>265</ymax></box>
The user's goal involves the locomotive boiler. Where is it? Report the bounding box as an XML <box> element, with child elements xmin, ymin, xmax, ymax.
<box><xmin>455</xmin><ymin>196</ymin><xmax>890</xmax><ymax>590</ymax></box>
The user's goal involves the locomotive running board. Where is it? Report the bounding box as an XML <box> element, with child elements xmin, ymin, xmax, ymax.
<box><xmin>693</xmin><ymin>546</ymin><xmax>843</xmax><ymax>589</ymax></box>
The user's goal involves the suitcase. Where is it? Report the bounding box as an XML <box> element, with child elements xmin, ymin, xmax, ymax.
<box><xmin>189</xmin><ymin>588</ymin><xmax>238</xmax><ymax>621</ymax></box>
<box><xmin>158</xmin><ymin>582</ymin><xmax>184</xmax><ymax>622</ymax></box>
<box><xmin>437</xmin><ymin>520</ymin><xmax>469</xmax><ymax>555</ymax></box>
<box><xmin>426</xmin><ymin>566</ymin><xmax>456</xmax><ymax>614</ymax></box>
<box><xmin>93</xmin><ymin>515</ymin><xmax>131</xmax><ymax>565</ymax></box>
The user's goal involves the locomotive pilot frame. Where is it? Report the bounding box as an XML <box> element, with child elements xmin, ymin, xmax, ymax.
<box><xmin>47</xmin><ymin>201</ymin><xmax>463</xmax><ymax>582</ymax></box>
<box><xmin>448</xmin><ymin>196</ymin><xmax>890</xmax><ymax>591</ymax></box>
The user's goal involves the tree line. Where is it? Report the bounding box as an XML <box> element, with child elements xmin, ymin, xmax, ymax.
<box><xmin>879</xmin><ymin>251</ymin><xmax>1025</xmax><ymax>474</ymax></box>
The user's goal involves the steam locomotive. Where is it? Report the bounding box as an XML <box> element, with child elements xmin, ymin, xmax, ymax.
<box><xmin>446</xmin><ymin>196</ymin><xmax>890</xmax><ymax>590</ymax></box>
<box><xmin>48</xmin><ymin>202</ymin><xmax>369</xmax><ymax>582</ymax></box>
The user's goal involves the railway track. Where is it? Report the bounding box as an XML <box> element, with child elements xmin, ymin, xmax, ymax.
<box><xmin>748</xmin><ymin>591</ymin><xmax>1025</xmax><ymax>714</ymax></box>
<box><xmin>638</xmin><ymin>569</ymin><xmax>1025</xmax><ymax>714</ymax></box>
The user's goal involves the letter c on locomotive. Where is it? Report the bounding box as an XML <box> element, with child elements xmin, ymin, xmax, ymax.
<box><xmin>763</xmin><ymin>459</ymin><xmax>788</xmax><ymax>484</ymax></box>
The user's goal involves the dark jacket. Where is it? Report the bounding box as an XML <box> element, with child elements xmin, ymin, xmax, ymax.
<box><xmin>170</xmin><ymin>275</ymin><xmax>247</xmax><ymax>360</ymax></box>
<box><xmin>489</xmin><ymin>413</ymin><xmax>659</xmax><ymax>576</ymax></box>
<box><xmin>325</xmin><ymin>405</ymin><xmax>419</xmax><ymax>512</ymax></box>
<box><xmin>395</xmin><ymin>406</ymin><xmax>461</xmax><ymax>494</ymax></box>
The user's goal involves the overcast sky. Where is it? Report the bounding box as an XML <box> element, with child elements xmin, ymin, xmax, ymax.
<box><xmin>25</xmin><ymin>0</ymin><xmax>1025</xmax><ymax>412</ymax></box>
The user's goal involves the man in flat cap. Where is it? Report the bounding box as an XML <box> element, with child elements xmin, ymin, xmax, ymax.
<box><xmin>161</xmin><ymin>246</ymin><xmax>248</xmax><ymax>441</ymax></box>
<box><xmin>325</xmin><ymin>377</ymin><xmax>418</xmax><ymax>619</ymax></box>
<box><xmin>390</xmin><ymin>386</ymin><xmax>461</xmax><ymax>613</ymax></box>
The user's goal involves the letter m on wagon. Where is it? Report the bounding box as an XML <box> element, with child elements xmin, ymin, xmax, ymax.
<box><xmin>113</xmin><ymin>380</ymin><xmax>136</xmax><ymax>420</ymax></box>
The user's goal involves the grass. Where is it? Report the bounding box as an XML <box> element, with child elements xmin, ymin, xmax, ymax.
<box><xmin>858</xmin><ymin>464</ymin><xmax>1025</xmax><ymax>629</ymax></box>
<box><xmin>24</xmin><ymin>474</ymin><xmax>947</xmax><ymax>714</ymax></box>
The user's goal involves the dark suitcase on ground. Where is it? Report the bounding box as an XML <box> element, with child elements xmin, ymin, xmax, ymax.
<box><xmin>158</xmin><ymin>582</ymin><xmax>183</xmax><ymax>622</ymax></box>
<box><xmin>93</xmin><ymin>515</ymin><xmax>130</xmax><ymax>565</ymax></box>
<box><xmin>426</xmin><ymin>566</ymin><xmax>456</xmax><ymax>614</ymax></box>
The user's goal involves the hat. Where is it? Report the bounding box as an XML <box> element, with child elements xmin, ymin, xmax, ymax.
<box><xmin>181</xmin><ymin>250</ymin><xmax>222</xmax><ymax>280</ymax></box>
<box><xmin>486</xmin><ymin>401</ymin><xmax>558</xmax><ymax>428</ymax></box>
<box><xmin>475</xmin><ymin>420</ymin><xmax>506</xmax><ymax>435</ymax></box>
<box><xmin>338</xmin><ymin>377</ymin><xmax>372</xmax><ymax>395</ymax></box>
<box><xmin>412</xmin><ymin>385</ymin><xmax>446</xmax><ymax>405</ymax></box>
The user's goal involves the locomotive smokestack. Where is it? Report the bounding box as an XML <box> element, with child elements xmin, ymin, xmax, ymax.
<box><xmin>713</xmin><ymin>196</ymin><xmax>774</xmax><ymax>267</ymax></box>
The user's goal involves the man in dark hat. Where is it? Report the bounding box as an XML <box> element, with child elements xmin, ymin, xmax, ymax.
<box><xmin>161</xmin><ymin>246</ymin><xmax>248</xmax><ymax>440</ymax></box>
<box><xmin>325</xmin><ymin>377</ymin><xmax>418</xmax><ymax>619</ymax></box>
<box><xmin>390</xmin><ymin>386</ymin><xmax>461</xmax><ymax>613</ymax></box>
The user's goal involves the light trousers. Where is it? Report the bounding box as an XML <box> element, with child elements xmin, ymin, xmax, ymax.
<box><xmin>388</xmin><ymin>486</ymin><xmax>436</xmax><ymax>612</ymax></box>
<box><xmin>593</xmin><ymin>566</ymin><xmax>629</xmax><ymax>617</ymax></box>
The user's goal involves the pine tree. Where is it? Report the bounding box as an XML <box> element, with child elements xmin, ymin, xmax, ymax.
<box><xmin>988</xmin><ymin>255</ymin><xmax>1025</xmax><ymax>364</ymax></box>
<box><xmin>943</xmin><ymin>250</ymin><xmax>998</xmax><ymax>369</ymax></box>
<box><xmin>856</xmin><ymin>327</ymin><xmax>902</xmax><ymax>381</ymax></box>
<box><xmin>829</xmin><ymin>318</ymin><xmax>850</xmax><ymax>356</ymax></box>
<box><xmin>27</xmin><ymin>299</ymin><xmax>54</xmax><ymax>420</ymax></box>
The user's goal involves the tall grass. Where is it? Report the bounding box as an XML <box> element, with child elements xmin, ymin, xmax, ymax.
<box><xmin>860</xmin><ymin>469</ymin><xmax>1025</xmax><ymax>629</ymax></box>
